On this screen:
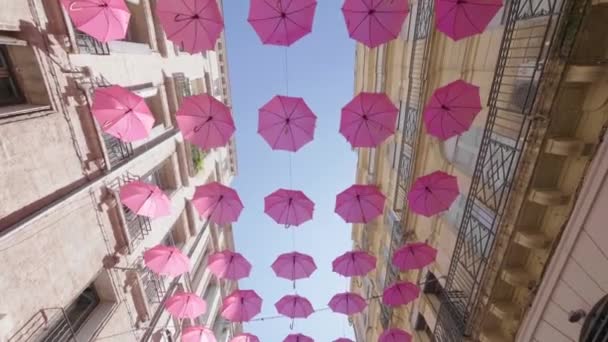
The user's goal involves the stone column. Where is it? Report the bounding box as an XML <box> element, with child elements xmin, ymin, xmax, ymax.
<box><xmin>157</xmin><ymin>84</ymin><xmax>173</xmax><ymax>128</ymax></box>
<box><xmin>175</xmin><ymin>141</ymin><xmax>191</xmax><ymax>187</ymax></box>
<box><xmin>141</xmin><ymin>0</ymin><xmax>158</xmax><ymax>51</ymax></box>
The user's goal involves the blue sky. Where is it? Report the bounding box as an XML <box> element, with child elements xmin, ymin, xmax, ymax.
<box><xmin>223</xmin><ymin>2</ymin><xmax>358</xmax><ymax>341</ymax></box>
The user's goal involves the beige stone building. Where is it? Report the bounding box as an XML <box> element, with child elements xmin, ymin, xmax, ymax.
<box><xmin>0</xmin><ymin>0</ymin><xmax>241</xmax><ymax>341</ymax></box>
<box><xmin>350</xmin><ymin>0</ymin><xmax>608</xmax><ymax>341</ymax></box>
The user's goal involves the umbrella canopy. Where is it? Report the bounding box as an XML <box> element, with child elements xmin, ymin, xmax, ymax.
<box><xmin>423</xmin><ymin>80</ymin><xmax>482</xmax><ymax>140</ymax></box>
<box><xmin>156</xmin><ymin>0</ymin><xmax>224</xmax><ymax>53</ymax></box>
<box><xmin>61</xmin><ymin>0</ymin><xmax>130</xmax><ymax>43</ymax></box>
<box><xmin>382</xmin><ymin>281</ymin><xmax>420</xmax><ymax>307</ymax></box>
<box><xmin>192</xmin><ymin>182</ymin><xmax>244</xmax><ymax>225</ymax></box>
<box><xmin>258</xmin><ymin>95</ymin><xmax>317</xmax><ymax>152</ymax></box>
<box><xmin>264</xmin><ymin>189</ymin><xmax>315</xmax><ymax>227</ymax></box>
<box><xmin>333</xmin><ymin>339</ymin><xmax>354</xmax><ymax>342</ymax></box>
<box><xmin>165</xmin><ymin>292</ymin><xmax>206</xmax><ymax>319</ymax></box>
<box><xmin>119</xmin><ymin>181</ymin><xmax>170</xmax><ymax>218</ymax></box>
<box><xmin>143</xmin><ymin>245</ymin><xmax>190</xmax><ymax>277</ymax></box>
<box><xmin>221</xmin><ymin>289</ymin><xmax>263</xmax><ymax>322</ymax></box>
<box><xmin>392</xmin><ymin>242</ymin><xmax>438</xmax><ymax>271</ymax></box>
<box><xmin>284</xmin><ymin>334</ymin><xmax>314</xmax><ymax>342</ymax></box>
<box><xmin>271</xmin><ymin>252</ymin><xmax>317</xmax><ymax>281</ymax></box>
<box><xmin>340</xmin><ymin>92</ymin><xmax>398</xmax><ymax>148</ymax></box>
<box><xmin>379</xmin><ymin>328</ymin><xmax>412</xmax><ymax>342</ymax></box>
<box><xmin>275</xmin><ymin>295</ymin><xmax>314</xmax><ymax>318</ymax></box>
<box><xmin>328</xmin><ymin>292</ymin><xmax>367</xmax><ymax>315</ymax></box>
<box><xmin>176</xmin><ymin>94</ymin><xmax>236</xmax><ymax>150</ymax></box>
<box><xmin>207</xmin><ymin>250</ymin><xmax>252</xmax><ymax>281</ymax></box>
<box><xmin>92</xmin><ymin>85</ymin><xmax>155</xmax><ymax>142</ymax></box>
<box><xmin>436</xmin><ymin>0</ymin><xmax>503</xmax><ymax>41</ymax></box>
<box><xmin>248</xmin><ymin>0</ymin><xmax>317</xmax><ymax>46</ymax></box>
<box><xmin>408</xmin><ymin>171</ymin><xmax>459</xmax><ymax>217</ymax></box>
<box><xmin>341</xmin><ymin>0</ymin><xmax>409</xmax><ymax>48</ymax></box>
<box><xmin>181</xmin><ymin>326</ymin><xmax>216</xmax><ymax>342</ymax></box>
<box><xmin>231</xmin><ymin>334</ymin><xmax>260</xmax><ymax>342</ymax></box>
<box><xmin>332</xmin><ymin>250</ymin><xmax>376</xmax><ymax>277</ymax></box>
<box><xmin>335</xmin><ymin>184</ymin><xmax>386</xmax><ymax>223</ymax></box>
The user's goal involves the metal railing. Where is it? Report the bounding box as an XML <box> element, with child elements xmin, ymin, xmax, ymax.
<box><xmin>174</xmin><ymin>72</ymin><xmax>192</xmax><ymax>100</ymax></box>
<box><xmin>124</xmin><ymin>205</ymin><xmax>152</xmax><ymax>248</ymax></box>
<box><xmin>392</xmin><ymin>0</ymin><xmax>435</xmax><ymax>216</ymax></box>
<box><xmin>102</xmin><ymin>133</ymin><xmax>134</xmax><ymax>168</ymax></box>
<box><xmin>139</xmin><ymin>264</ymin><xmax>167</xmax><ymax>305</ymax></box>
<box><xmin>433</xmin><ymin>0</ymin><xmax>581</xmax><ymax>339</ymax></box>
<box><xmin>75</xmin><ymin>31</ymin><xmax>110</xmax><ymax>55</ymax></box>
<box><xmin>379</xmin><ymin>220</ymin><xmax>406</xmax><ymax>329</ymax></box>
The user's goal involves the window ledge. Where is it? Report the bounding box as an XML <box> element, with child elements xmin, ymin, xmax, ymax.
<box><xmin>0</xmin><ymin>104</ymin><xmax>52</xmax><ymax>121</ymax></box>
<box><xmin>108</xmin><ymin>41</ymin><xmax>153</xmax><ymax>55</ymax></box>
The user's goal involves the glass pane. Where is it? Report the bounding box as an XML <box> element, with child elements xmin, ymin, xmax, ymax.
<box><xmin>0</xmin><ymin>77</ymin><xmax>19</xmax><ymax>105</ymax></box>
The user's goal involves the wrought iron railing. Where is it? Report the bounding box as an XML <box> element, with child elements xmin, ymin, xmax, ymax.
<box><xmin>102</xmin><ymin>133</ymin><xmax>134</xmax><ymax>168</ymax></box>
<box><xmin>8</xmin><ymin>309</ymin><xmax>77</xmax><ymax>342</ymax></box>
<box><xmin>433</xmin><ymin>0</ymin><xmax>580</xmax><ymax>339</ymax></box>
<box><xmin>392</xmin><ymin>0</ymin><xmax>435</xmax><ymax>216</ymax></box>
<box><xmin>174</xmin><ymin>72</ymin><xmax>192</xmax><ymax>100</ymax></box>
<box><xmin>124</xmin><ymin>205</ymin><xmax>152</xmax><ymax>248</ymax></box>
<box><xmin>378</xmin><ymin>220</ymin><xmax>406</xmax><ymax>329</ymax></box>
<box><xmin>139</xmin><ymin>264</ymin><xmax>167</xmax><ymax>305</ymax></box>
<box><xmin>75</xmin><ymin>31</ymin><xmax>110</xmax><ymax>55</ymax></box>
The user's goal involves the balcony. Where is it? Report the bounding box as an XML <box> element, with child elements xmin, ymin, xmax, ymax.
<box><xmin>139</xmin><ymin>265</ymin><xmax>167</xmax><ymax>305</ymax></box>
<box><xmin>123</xmin><ymin>206</ymin><xmax>152</xmax><ymax>249</ymax></box>
<box><xmin>74</xmin><ymin>31</ymin><xmax>110</xmax><ymax>55</ymax></box>
<box><xmin>102</xmin><ymin>133</ymin><xmax>134</xmax><ymax>169</ymax></box>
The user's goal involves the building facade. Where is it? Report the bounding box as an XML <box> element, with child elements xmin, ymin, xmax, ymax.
<box><xmin>0</xmin><ymin>0</ymin><xmax>241</xmax><ymax>341</ymax></box>
<box><xmin>350</xmin><ymin>0</ymin><xmax>608</xmax><ymax>341</ymax></box>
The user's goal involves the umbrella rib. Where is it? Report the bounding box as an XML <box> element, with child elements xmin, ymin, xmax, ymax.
<box><xmin>461</xmin><ymin>7</ymin><xmax>484</xmax><ymax>33</ymax></box>
<box><xmin>264</xmin><ymin>16</ymin><xmax>286</xmax><ymax>44</ymax></box>
<box><xmin>436</xmin><ymin>2</ymin><xmax>460</xmax><ymax>24</ymax></box>
<box><xmin>260</xmin><ymin>109</ymin><xmax>288</xmax><ymax>120</ymax></box>
<box><xmin>289</xmin><ymin>120</ymin><xmax>314</xmax><ymax>138</ymax></box>
<box><xmin>371</xmin><ymin>13</ymin><xmax>399</xmax><ymax>39</ymax></box>
<box><xmin>285</xmin><ymin>2</ymin><xmax>316</xmax><ymax>15</ymax></box>
<box><xmin>180</xmin><ymin>0</ymin><xmax>195</xmax><ymax>13</ymax></box>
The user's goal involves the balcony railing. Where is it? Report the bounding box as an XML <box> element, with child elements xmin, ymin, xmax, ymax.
<box><xmin>103</xmin><ymin>133</ymin><xmax>134</xmax><ymax>169</ymax></box>
<box><xmin>75</xmin><ymin>31</ymin><xmax>110</xmax><ymax>55</ymax></box>
<box><xmin>124</xmin><ymin>206</ymin><xmax>152</xmax><ymax>249</ymax></box>
<box><xmin>8</xmin><ymin>309</ymin><xmax>76</xmax><ymax>342</ymax></box>
<box><xmin>433</xmin><ymin>0</ymin><xmax>583</xmax><ymax>339</ymax></box>
<box><xmin>174</xmin><ymin>72</ymin><xmax>192</xmax><ymax>99</ymax></box>
<box><xmin>140</xmin><ymin>264</ymin><xmax>167</xmax><ymax>305</ymax></box>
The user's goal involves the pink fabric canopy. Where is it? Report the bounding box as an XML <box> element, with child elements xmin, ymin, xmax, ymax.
<box><xmin>392</xmin><ymin>242</ymin><xmax>438</xmax><ymax>271</ymax></box>
<box><xmin>284</xmin><ymin>334</ymin><xmax>314</xmax><ymax>342</ymax></box>
<box><xmin>333</xmin><ymin>339</ymin><xmax>354</xmax><ymax>342</ymax></box>
<box><xmin>408</xmin><ymin>171</ymin><xmax>459</xmax><ymax>217</ymax></box>
<box><xmin>207</xmin><ymin>250</ymin><xmax>252</xmax><ymax>281</ymax></box>
<box><xmin>221</xmin><ymin>289</ymin><xmax>263</xmax><ymax>322</ymax></box>
<box><xmin>231</xmin><ymin>334</ymin><xmax>260</xmax><ymax>342</ymax></box>
<box><xmin>248</xmin><ymin>0</ymin><xmax>317</xmax><ymax>46</ymax></box>
<box><xmin>275</xmin><ymin>295</ymin><xmax>314</xmax><ymax>318</ymax></box>
<box><xmin>335</xmin><ymin>184</ymin><xmax>386</xmax><ymax>223</ymax></box>
<box><xmin>181</xmin><ymin>326</ymin><xmax>216</xmax><ymax>342</ymax></box>
<box><xmin>423</xmin><ymin>79</ymin><xmax>482</xmax><ymax>140</ymax></box>
<box><xmin>192</xmin><ymin>182</ymin><xmax>244</xmax><ymax>225</ymax></box>
<box><xmin>379</xmin><ymin>328</ymin><xmax>412</xmax><ymax>342</ymax></box>
<box><xmin>165</xmin><ymin>292</ymin><xmax>206</xmax><ymax>319</ymax></box>
<box><xmin>264</xmin><ymin>189</ymin><xmax>315</xmax><ymax>227</ymax></box>
<box><xmin>92</xmin><ymin>85</ymin><xmax>155</xmax><ymax>142</ymax></box>
<box><xmin>332</xmin><ymin>250</ymin><xmax>376</xmax><ymax>277</ymax></box>
<box><xmin>341</xmin><ymin>0</ymin><xmax>409</xmax><ymax>48</ymax></box>
<box><xmin>177</xmin><ymin>94</ymin><xmax>236</xmax><ymax>150</ymax></box>
<box><xmin>61</xmin><ymin>0</ymin><xmax>130</xmax><ymax>43</ymax></box>
<box><xmin>436</xmin><ymin>0</ymin><xmax>503</xmax><ymax>41</ymax></box>
<box><xmin>258</xmin><ymin>95</ymin><xmax>317</xmax><ymax>152</ymax></box>
<box><xmin>119</xmin><ymin>180</ymin><xmax>170</xmax><ymax>219</ymax></box>
<box><xmin>271</xmin><ymin>252</ymin><xmax>317</xmax><ymax>281</ymax></box>
<box><xmin>156</xmin><ymin>0</ymin><xmax>224</xmax><ymax>53</ymax></box>
<box><xmin>143</xmin><ymin>245</ymin><xmax>190</xmax><ymax>277</ymax></box>
<box><xmin>340</xmin><ymin>92</ymin><xmax>398</xmax><ymax>148</ymax></box>
<box><xmin>328</xmin><ymin>292</ymin><xmax>367</xmax><ymax>315</ymax></box>
<box><xmin>382</xmin><ymin>281</ymin><xmax>420</xmax><ymax>307</ymax></box>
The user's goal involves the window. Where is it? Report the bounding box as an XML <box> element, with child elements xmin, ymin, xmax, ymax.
<box><xmin>0</xmin><ymin>46</ymin><xmax>22</xmax><ymax>106</ymax></box>
<box><xmin>442</xmin><ymin>128</ymin><xmax>483</xmax><ymax>176</ymax></box>
<box><xmin>444</xmin><ymin>196</ymin><xmax>497</xmax><ymax>258</ymax></box>
<box><xmin>43</xmin><ymin>286</ymin><xmax>100</xmax><ymax>341</ymax></box>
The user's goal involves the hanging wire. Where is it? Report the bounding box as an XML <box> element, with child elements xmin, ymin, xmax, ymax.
<box><xmin>284</xmin><ymin>47</ymin><xmax>290</xmax><ymax>95</ymax></box>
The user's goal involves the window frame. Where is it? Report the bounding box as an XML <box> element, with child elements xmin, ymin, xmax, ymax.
<box><xmin>0</xmin><ymin>45</ymin><xmax>23</xmax><ymax>106</ymax></box>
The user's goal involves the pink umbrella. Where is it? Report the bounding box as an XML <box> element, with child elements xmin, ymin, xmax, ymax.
<box><xmin>61</xmin><ymin>0</ymin><xmax>130</xmax><ymax>43</ymax></box>
<box><xmin>333</xmin><ymin>339</ymin><xmax>354</xmax><ymax>342</ymax></box>
<box><xmin>328</xmin><ymin>292</ymin><xmax>367</xmax><ymax>315</ymax></box>
<box><xmin>408</xmin><ymin>171</ymin><xmax>459</xmax><ymax>217</ymax></box>
<box><xmin>182</xmin><ymin>326</ymin><xmax>216</xmax><ymax>342</ymax></box>
<box><xmin>284</xmin><ymin>334</ymin><xmax>314</xmax><ymax>342</ymax></box>
<box><xmin>176</xmin><ymin>94</ymin><xmax>235</xmax><ymax>150</ymax></box>
<box><xmin>423</xmin><ymin>80</ymin><xmax>482</xmax><ymax>140</ymax></box>
<box><xmin>341</xmin><ymin>0</ymin><xmax>409</xmax><ymax>48</ymax></box>
<box><xmin>231</xmin><ymin>334</ymin><xmax>260</xmax><ymax>342</ymax></box>
<box><xmin>92</xmin><ymin>85</ymin><xmax>155</xmax><ymax>142</ymax></box>
<box><xmin>275</xmin><ymin>295</ymin><xmax>314</xmax><ymax>318</ymax></box>
<box><xmin>119</xmin><ymin>181</ymin><xmax>170</xmax><ymax>218</ymax></box>
<box><xmin>143</xmin><ymin>245</ymin><xmax>190</xmax><ymax>277</ymax></box>
<box><xmin>264</xmin><ymin>189</ymin><xmax>315</xmax><ymax>227</ymax></box>
<box><xmin>156</xmin><ymin>0</ymin><xmax>224</xmax><ymax>53</ymax></box>
<box><xmin>221</xmin><ymin>289</ymin><xmax>263</xmax><ymax>322</ymax></box>
<box><xmin>165</xmin><ymin>292</ymin><xmax>206</xmax><ymax>319</ymax></box>
<box><xmin>192</xmin><ymin>182</ymin><xmax>244</xmax><ymax>225</ymax></box>
<box><xmin>382</xmin><ymin>281</ymin><xmax>420</xmax><ymax>307</ymax></box>
<box><xmin>332</xmin><ymin>250</ymin><xmax>376</xmax><ymax>277</ymax></box>
<box><xmin>271</xmin><ymin>252</ymin><xmax>317</xmax><ymax>281</ymax></box>
<box><xmin>379</xmin><ymin>329</ymin><xmax>412</xmax><ymax>342</ymax></box>
<box><xmin>248</xmin><ymin>0</ymin><xmax>317</xmax><ymax>46</ymax></box>
<box><xmin>436</xmin><ymin>0</ymin><xmax>503</xmax><ymax>41</ymax></box>
<box><xmin>335</xmin><ymin>184</ymin><xmax>386</xmax><ymax>223</ymax></box>
<box><xmin>392</xmin><ymin>242</ymin><xmax>438</xmax><ymax>271</ymax></box>
<box><xmin>207</xmin><ymin>250</ymin><xmax>252</xmax><ymax>281</ymax></box>
<box><xmin>340</xmin><ymin>92</ymin><xmax>398</xmax><ymax>148</ymax></box>
<box><xmin>258</xmin><ymin>95</ymin><xmax>317</xmax><ymax>152</ymax></box>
